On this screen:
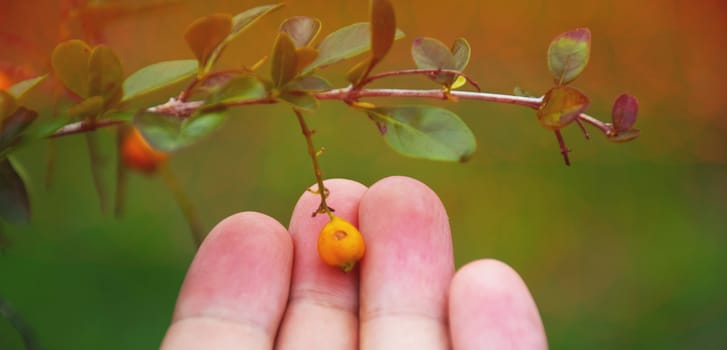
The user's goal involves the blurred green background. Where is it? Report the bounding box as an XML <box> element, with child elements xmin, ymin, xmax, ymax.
<box><xmin>2</xmin><ymin>0</ymin><xmax>726</xmax><ymax>349</ymax></box>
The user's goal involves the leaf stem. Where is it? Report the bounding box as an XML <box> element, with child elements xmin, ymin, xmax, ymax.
<box><xmin>294</xmin><ymin>109</ymin><xmax>333</xmax><ymax>218</ymax></box>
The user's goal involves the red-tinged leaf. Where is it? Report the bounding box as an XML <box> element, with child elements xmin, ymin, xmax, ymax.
<box><xmin>271</xmin><ymin>32</ymin><xmax>299</xmax><ymax>87</ymax></box>
<box><xmin>547</xmin><ymin>28</ymin><xmax>591</xmax><ymax>85</ymax></box>
<box><xmin>607</xmin><ymin>128</ymin><xmax>640</xmax><ymax>143</ymax></box>
<box><xmin>88</xmin><ymin>45</ymin><xmax>124</xmax><ymax>109</ymax></box>
<box><xmin>184</xmin><ymin>14</ymin><xmax>233</xmax><ymax>73</ymax></box>
<box><xmin>0</xmin><ymin>157</ymin><xmax>31</xmax><ymax>225</ymax></box>
<box><xmin>51</xmin><ymin>40</ymin><xmax>91</xmax><ymax>98</ymax></box>
<box><xmin>537</xmin><ymin>86</ymin><xmax>590</xmax><ymax>130</ymax></box>
<box><xmin>370</xmin><ymin>0</ymin><xmax>396</xmax><ymax>62</ymax></box>
<box><xmin>611</xmin><ymin>93</ymin><xmax>639</xmax><ymax>133</ymax></box>
<box><xmin>280</xmin><ymin>16</ymin><xmax>322</xmax><ymax>48</ymax></box>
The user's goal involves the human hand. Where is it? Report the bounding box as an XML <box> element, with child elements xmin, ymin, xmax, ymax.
<box><xmin>161</xmin><ymin>176</ymin><xmax>548</xmax><ymax>349</ymax></box>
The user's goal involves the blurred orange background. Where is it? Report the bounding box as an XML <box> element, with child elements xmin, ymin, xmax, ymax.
<box><xmin>1</xmin><ymin>1</ymin><xmax>726</xmax><ymax>349</ymax></box>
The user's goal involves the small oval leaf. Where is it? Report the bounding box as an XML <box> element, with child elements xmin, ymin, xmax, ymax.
<box><xmin>88</xmin><ymin>45</ymin><xmax>124</xmax><ymax>108</ymax></box>
<box><xmin>279</xmin><ymin>90</ymin><xmax>318</xmax><ymax>111</ymax></box>
<box><xmin>206</xmin><ymin>76</ymin><xmax>266</xmax><ymax>105</ymax></box>
<box><xmin>412</xmin><ymin>37</ymin><xmax>455</xmax><ymax>70</ymax></box>
<box><xmin>537</xmin><ymin>86</ymin><xmax>590</xmax><ymax>130</ymax></box>
<box><xmin>134</xmin><ymin>110</ymin><xmax>227</xmax><ymax>152</ymax></box>
<box><xmin>280</xmin><ymin>16</ymin><xmax>322</xmax><ymax>48</ymax></box>
<box><xmin>302</xmin><ymin>22</ymin><xmax>405</xmax><ymax>74</ymax></box>
<box><xmin>451</xmin><ymin>38</ymin><xmax>471</xmax><ymax>72</ymax></box>
<box><xmin>184</xmin><ymin>13</ymin><xmax>233</xmax><ymax>73</ymax></box>
<box><xmin>370</xmin><ymin>105</ymin><xmax>476</xmax><ymax>162</ymax></box>
<box><xmin>611</xmin><ymin>93</ymin><xmax>639</xmax><ymax>133</ymax></box>
<box><xmin>607</xmin><ymin>128</ymin><xmax>640</xmax><ymax>143</ymax></box>
<box><xmin>271</xmin><ymin>32</ymin><xmax>299</xmax><ymax>87</ymax></box>
<box><xmin>547</xmin><ymin>28</ymin><xmax>591</xmax><ymax>85</ymax></box>
<box><xmin>122</xmin><ymin>60</ymin><xmax>198</xmax><ymax>104</ymax></box>
<box><xmin>51</xmin><ymin>40</ymin><xmax>91</xmax><ymax>98</ymax></box>
<box><xmin>0</xmin><ymin>157</ymin><xmax>31</xmax><ymax>225</ymax></box>
<box><xmin>286</xmin><ymin>75</ymin><xmax>331</xmax><ymax>92</ymax></box>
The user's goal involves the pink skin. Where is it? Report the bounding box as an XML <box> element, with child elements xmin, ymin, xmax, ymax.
<box><xmin>161</xmin><ymin>176</ymin><xmax>548</xmax><ymax>349</ymax></box>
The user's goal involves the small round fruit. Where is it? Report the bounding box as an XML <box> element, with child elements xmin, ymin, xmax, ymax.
<box><xmin>121</xmin><ymin>127</ymin><xmax>168</xmax><ymax>173</ymax></box>
<box><xmin>317</xmin><ymin>215</ymin><xmax>366</xmax><ymax>272</ymax></box>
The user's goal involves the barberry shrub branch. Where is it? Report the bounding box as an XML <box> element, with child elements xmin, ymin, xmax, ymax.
<box><xmin>0</xmin><ymin>0</ymin><xmax>639</xmax><ymax>241</ymax></box>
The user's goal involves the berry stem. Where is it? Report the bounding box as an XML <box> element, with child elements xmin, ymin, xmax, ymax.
<box><xmin>294</xmin><ymin>108</ymin><xmax>334</xmax><ymax>218</ymax></box>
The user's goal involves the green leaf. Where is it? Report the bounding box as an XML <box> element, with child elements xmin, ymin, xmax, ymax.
<box><xmin>278</xmin><ymin>90</ymin><xmax>318</xmax><ymax>111</ymax></box>
<box><xmin>412</xmin><ymin>37</ymin><xmax>455</xmax><ymax>70</ymax></box>
<box><xmin>207</xmin><ymin>4</ymin><xmax>284</xmax><ymax>72</ymax></box>
<box><xmin>547</xmin><ymin>28</ymin><xmax>591</xmax><ymax>85</ymax></box>
<box><xmin>67</xmin><ymin>96</ymin><xmax>104</xmax><ymax>120</ymax></box>
<box><xmin>369</xmin><ymin>105</ymin><xmax>476</xmax><ymax>162</ymax></box>
<box><xmin>370</xmin><ymin>0</ymin><xmax>396</xmax><ymax>62</ymax></box>
<box><xmin>7</xmin><ymin>75</ymin><xmax>48</xmax><ymax>103</ymax></box>
<box><xmin>271</xmin><ymin>32</ymin><xmax>299</xmax><ymax>87</ymax></box>
<box><xmin>286</xmin><ymin>75</ymin><xmax>331</xmax><ymax>92</ymax></box>
<box><xmin>537</xmin><ymin>86</ymin><xmax>590</xmax><ymax>130</ymax></box>
<box><xmin>302</xmin><ymin>22</ymin><xmax>405</xmax><ymax>74</ymax></box>
<box><xmin>206</xmin><ymin>76</ymin><xmax>266</xmax><ymax>105</ymax></box>
<box><xmin>451</xmin><ymin>38</ymin><xmax>471</xmax><ymax>71</ymax></box>
<box><xmin>280</xmin><ymin>16</ymin><xmax>322</xmax><ymax>48</ymax></box>
<box><xmin>51</xmin><ymin>40</ymin><xmax>91</xmax><ymax>98</ymax></box>
<box><xmin>0</xmin><ymin>157</ymin><xmax>31</xmax><ymax>225</ymax></box>
<box><xmin>88</xmin><ymin>45</ymin><xmax>124</xmax><ymax>109</ymax></box>
<box><xmin>611</xmin><ymin>93</ymin><xmax>639</xmax><ymax>133</ymax></box>
<box><xmin>122</xmin><ymin>60</ymin><xmax>198</xmax><ymax>104</ymax></box>
<box><xmin>184</xmin><ymin>13</ymin><xmax>233</xmax><ymax>73</ymax></box>
<box><xmin>134</xmin><ymin>110</ymin><xmax>226</xmax><ymax>152</ymax></box>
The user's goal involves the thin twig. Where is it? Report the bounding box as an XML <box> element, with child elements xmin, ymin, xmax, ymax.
<box><xmin>360</xmin><ymin>68</ymin><xmax>482</xmax><ymax>91</ymax></box>
<box><xmin>294</xmin><ymin>109</ymin><xmax>333</xmax><ymax>218</ymax></box>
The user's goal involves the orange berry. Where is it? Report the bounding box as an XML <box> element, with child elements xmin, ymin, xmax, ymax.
<box><xmin>0</xmin><ymin>71</ymin><xmax>11</xmax><ymax>90</ymax></box>
<box><xmin>120</xmin><ymin>128</ymin><xmax>168</xmax><ymax>173</ymax></box>
<box><xmin>317</xmin><ymin>215</ymin><xmax>366</xmax><ymax>272</ymax></box>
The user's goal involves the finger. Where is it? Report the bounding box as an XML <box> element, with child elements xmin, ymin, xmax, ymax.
<box><xmin>449</xmin><ymin>259</ymin><xmax>548</xmax><ymax>350</ymax></box>
<box><xmin>161</xmin><ymin>212</ymin><xmax>293</xmax><ymax>350</ymax></box>
<box><xmin>275</xmin><ymin>179</ymin><xmax>368</xmax><ymax>350</ymax></box>
<box><xmin>358</xmin><ymin>176</ymin><xmax>455</xmax><ymax>349</ymax></box>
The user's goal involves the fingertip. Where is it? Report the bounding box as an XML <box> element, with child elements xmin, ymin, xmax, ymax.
<box><xmin>164</xmin><ymin>211</ymin><xmax>292</xmax><ymax>348</ymax></box>
<box><xmin>450</xmin><ymin>259</ymin><xmax>548</xmax><ymax>350</ymax></box>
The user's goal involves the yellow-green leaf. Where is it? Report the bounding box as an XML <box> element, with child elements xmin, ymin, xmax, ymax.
<box><xmin>184</xmin><ymin>13</ymin><xmax>233</xmax><ymax>73</ymax></box>
<box><xmin>88</xmin><ymin>45</ymin><xmax>124</xmax><ymax>109</ymax></box>
<box><xmin>451</xmin><ymin>38</ymin><xmax>471</xmax><ymax>71</ymax></box>
<box><xmin>122</xmin><ymin>60</ymin><xmax>198</xmax><ymax>105</ymax></box>
<box><xmin>271</xmin><ymin>32</ymin><xmax>299</xmax><ymax>87</ymax></box>
<box><xmin>51</xmin><ymin>40</ymin><xmax>92</xmax><ymax>98</ymax></box>
<box><xmin>537</xmin><ymin>86</ymin><xmax>590</xmax><ymax>130</ymax></box>
<box><xmin>302</xmin><ymin>22</ymin><xmax>405</xmax><ymax>75</ymax></box>
<box><xmin>7</xmin><ymin>75</ymin><xmax>47</xmax><ymax>103</ymax></box>
<box><xmin>278</xmin><ymin>90</ymin><xmax>318</xmax><ymax>111</ymax></box>
<box><xmin>547</xmin><ymin>28</ymin><xmax>591</xmax><ymax>85</ymax></box>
